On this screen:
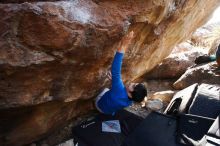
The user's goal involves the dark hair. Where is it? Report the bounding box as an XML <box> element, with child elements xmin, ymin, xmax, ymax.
<box><xmin>131</xmin><ymin>83</ymin><xmax>147</xmax><ymax>102</ymax></box>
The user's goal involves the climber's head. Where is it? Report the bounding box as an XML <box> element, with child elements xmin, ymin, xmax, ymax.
<box><xmin>126</xmin><ymin>83</ymin><xmax>147</xmax><ymax>102</ymax></box>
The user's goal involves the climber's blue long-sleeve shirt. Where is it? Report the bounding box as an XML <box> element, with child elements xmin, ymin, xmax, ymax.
<box><xmin>97</xmin><ymin>52</ymin><xmax>132</xmax><ymax>114</ymax></box>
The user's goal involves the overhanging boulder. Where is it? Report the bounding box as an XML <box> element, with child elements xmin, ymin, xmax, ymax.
<box><xmin>0</xmin><ymin>0</ymin><xmax>220</xmax><ymax>145</ymax></box>
<box><xmin>173</xmin><ymin>62</ymin><xmax>220</xmax><ymax>89</ymax></box>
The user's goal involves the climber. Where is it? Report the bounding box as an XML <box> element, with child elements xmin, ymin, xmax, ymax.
<box><xmin>195</xmin><ymin>44</ymin><xmax>220</xmax><ymax>67</ymax></box>
<box><xmin>95</xmin><ymin>31</ymin><xmax>147</xmax><ymax>115</ymax></box>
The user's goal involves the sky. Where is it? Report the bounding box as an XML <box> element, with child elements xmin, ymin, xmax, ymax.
<box><xmin>206</xmin><ymin>6</ymin><xmax>220</xmax><ymax>25</ymax></box>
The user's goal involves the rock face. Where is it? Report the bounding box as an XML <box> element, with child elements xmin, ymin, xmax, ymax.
<box><xmin>173</xmin><ymin>62</ymin><xmax>220</xmax><ymax>89</ymax></box>
<box><xmin>143</xmin><ymin>48</ymin><xmax>206</xmax><ymax>79</ymax></box>
<box><xmin>145</xmin><ymin>98</ymin><xmax>164</xmax><ymax>111</ymax></box>
<box><xmin>0</xmin><ymin>0</ymin><xmax>219</xmax><ymax>146</ymax></box>
<box><xmin>149</xmin><ymin>90</ymin><xmax>175</xmax><ymax>103</ymax></box>
<box><xmin>143</xmin><ymin>20</ymin><xmax>220</xmax><ymax>80</ymax></box>
<box><xmin>191</xmin><ymin>23</ymin><xmax>220</xmax><ymax>54</ymax></box>
<box><xmin>0</xmin><ymin>100</ymin><xmax>93</xmax><ymax>146</ymax></box>
<box><xmin>0</xmin><ymin>0</ymin><xmax>59</xmax><ymax>3</ymax></box>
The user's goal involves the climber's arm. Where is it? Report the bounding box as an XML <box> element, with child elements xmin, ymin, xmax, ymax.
<box><xmin>111</xmin><ymin>31</ymin><xmax>134</xmax><ymax>89</ymax></box>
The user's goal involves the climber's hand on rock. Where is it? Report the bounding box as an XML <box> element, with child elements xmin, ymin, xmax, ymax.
<box><xmin>118</xmin><ymin>31</ymin><xmax>134</xmax><ymax>53</ymax></box>
<box><xmin>195</xmin><ymin>55</ymin><xmax>212</xmax><ymax>64</ymax></box>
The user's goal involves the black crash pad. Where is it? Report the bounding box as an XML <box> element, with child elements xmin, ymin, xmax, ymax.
<box><xmin>122</xmin><ymin>112</ymin><xmax>184</xmax><ymax>146</ymax></box>
<box><xmin>72</xmin><ymin>110</ymin><xmax>143</xmax><ymax>146</ymax></box>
